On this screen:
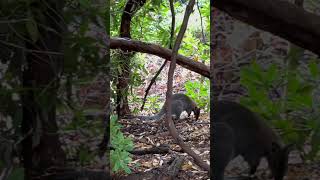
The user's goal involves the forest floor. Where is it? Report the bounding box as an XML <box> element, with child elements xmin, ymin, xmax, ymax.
<box><xmin>117</xmin><ymin>55</ymin><xmax>320</xmax><ymax>179</ymax></box>
<box><xmin>56</xmin><ymin>55</ymin><xmax>320</xmax><ymax>179</ymax></box>
<box><xmin>115</xmin><ymin>55</ymin><xmax>211</xmax><ymax>179</ymax></box>
<box><xmin>119</xmin><ymin>114</ymin><xmax>210</xmax><ymax>179</ymax></box>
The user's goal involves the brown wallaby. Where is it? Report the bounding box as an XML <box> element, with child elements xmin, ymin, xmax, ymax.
<box><xmin>213</xmin><ymin>100</ymin><xmax>292</xmax><ymax>180</ymax></box>
<box><xmin>136</xmin><ymin>93</ymin><xmax>200</xmax><ymax>121</ymax></box>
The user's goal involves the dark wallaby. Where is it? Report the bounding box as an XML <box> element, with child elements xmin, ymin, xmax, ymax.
<box><xmin>213</xmin><ymin>100</ymin><xmax>292</xmax><ymax>180</ymax></box>
<box><xmin>136</xmin><ymin>93</ymin><xmax>200</xmax><ymax>121</ymax></box>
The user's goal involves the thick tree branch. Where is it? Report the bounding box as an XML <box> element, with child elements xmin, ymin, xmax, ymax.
<box><xmin>212</xmin><ymin>0</ymin><xmax>320</xmax><ymax>56</ymax></box>
<box><xmin>110</xmin><ymin>37</ymin><xmax>210</xmax><ymax>78</ymax></box>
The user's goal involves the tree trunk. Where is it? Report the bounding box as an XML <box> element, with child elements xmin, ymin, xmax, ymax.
<box><xmin>116</xmin><ymin>0</ymin><xmax>146</xmax><ymax>117</ymax></box>
<box><xmin>21</xmin><ymin>1</ymin><xmax>66</xmax><ymax>179</ymax></box>
<box><xmin>99</xmin><ymin>4</ymin><xmax>111</xmax><ymax>156</ymax></box>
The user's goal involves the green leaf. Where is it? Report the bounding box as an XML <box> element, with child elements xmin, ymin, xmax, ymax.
<box><xmin>287</xmin><ymin>76</ymin><xmax>300</xmax><ymax>92</ymax></box>
<box><xmin>110</xmin><ymin>115</ymin><xmax>134</xmax><ymax>173</ymax></box>
<box><xmin>299</xmin><ymin>95</ymin><xmax>313</xmax><ymax>108</ymax></box>
<box><xmin>288</xmin><ymin>94</ymin><xmax>313</xmax><ymax>108</ymax></box>
<box><xmin>240</xmin><ymin>65</ymin><xmax>263</xmax><ymax>87</ymax></box>
<box><xmin>111</xmin><ymin>149</ymin><xmax>132</xmax><ymax>174</ymax></box>
<box><xmin>265</xmin><ymin>64</ymin><xmax>278</xmax><ymax>85</ymax></box>
<box><xmin>308</xmin><ymin>60</ymin><xmax>319</xmax><ymax>78</ymax></box>
<box><xmin>297</xmin><ymin>84</ymin><xmax>314</xmax><ymax>95</ymax></box>
<box><xmin>124</xmin><ymin>166</ymin><xmax>132</xmax><ymax>174</ymax></box>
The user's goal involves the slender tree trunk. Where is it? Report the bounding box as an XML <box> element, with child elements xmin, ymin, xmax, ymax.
<box><xmin>116</xmin><ymin>0</ymin><xmax>146</xmax><ymax>117</ymax></box>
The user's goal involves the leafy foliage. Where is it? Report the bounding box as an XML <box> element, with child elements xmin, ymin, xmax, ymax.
<box><xmin>111</xmin><ymin>0</ymin><xmax>209</xmax><ymax>117</ymax></box>
<box><xmin>185</xmin><ymin>79</ymin><xmax>210</xmax><ymax>112</ymax></box>
<box><xmin>110</xmin><ymin>51</ymin><xmax>148</xmax><ymax>112</ymax></box>
<box><xmin>110</xmin><ymin>115</ymin><xmax>134</xmax><ymax>174</ymax></box>
<box><xmin>111</xmin><ymin>0</ymin><xmax>209</xmax><ymax>59</ymax></box>
<box><xmin>1</xmin><ymin>0</ymin><xmax>110</xmax><ymax>177</ymax></box>
<box><xmin>144</xmin><ymin>95</ymin><xmax>161</xmax><ymax>113</ymax></box>
<box><xmin>240</xmin><ymin>54</ymin><xmax>320</xmax><ymax>160</ymax></box>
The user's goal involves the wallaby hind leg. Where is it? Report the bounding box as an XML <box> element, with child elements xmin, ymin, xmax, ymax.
<box><xmin>172</xmin><ymin>111</ymin><xmax>181</xmax><ymax>120</ymax></box>
<box><xmin>213</xmin><ymin>168</ymin><xmax>225</xmax><ymax>180</ymax></box>
<box><xmin>244</xmin><ymin>155</ymin><xmax>260</xmax><ymax>176</ymax></box>
<box><xmin>213</xmin><ymin>123</ymin><xmax>235</xmax><ymax>180</ymax></box>
<box><xmin>186</xmin><ymin>109</ymin><xmax>192</xmax><ymax>117</ymax></box>
<box><xmin>249</xmin><ymin>163</ymin><xmax>258</xmax><ymax>175</ymax></box>
<box><xmin>172</xmin><ymin>105</ymin><xmax>183</xmax><ymax>120</ymax></box>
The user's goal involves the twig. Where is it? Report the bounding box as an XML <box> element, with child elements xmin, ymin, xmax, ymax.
<box><xmin>169</xmin><ymin>0</ymin><xmax>175</xmax><ymax>49</ymax></box>
<box><xmin>0</xmin><ymin>19</ymin><xmax>29</xmax><ymax>23</ymax></box>
<box><xmin>196</xmin><ymin>0</ymin><xmax>206</xmax><ymax>44</ymax></box>
<box><xmin>0</xmin><ymin>40</ymin><xmax>63</xmax><ymax>55</ymax></box>
<box><xmin>140</xmin><ymin>59</ymin><xmax>168</xmax><ymax>111</ymax></box>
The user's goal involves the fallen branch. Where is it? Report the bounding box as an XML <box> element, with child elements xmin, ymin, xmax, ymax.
<box><xmin>110</xmin><ymin>37</ymin><xmax>210</xmax><ymax>78</ymax></box>
<box><xmin>157</xmin><ymin>156</ymin><xmax>185</xmax><ymax>180</ymax></box>
<box><xmin>130</xmin><ymin>144</ymin><xmax>170</xmax><ymax>155</ymax></box>
<box><xmin>119</xmin><ymin>156</ymin><xmax>184</xmax><ymax>180</ymax></box>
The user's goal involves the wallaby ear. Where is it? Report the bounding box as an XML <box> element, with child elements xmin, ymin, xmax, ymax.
<box><xmin>271</xmin><ymin>142</ymin><xmax>281</xmax><ymax>153</ymax></box>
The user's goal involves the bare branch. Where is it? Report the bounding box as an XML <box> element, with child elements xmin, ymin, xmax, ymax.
<box><xmin>0</xmin><ymin>40</ymin><xmax>63</xmax><ymax>55</ymax></box>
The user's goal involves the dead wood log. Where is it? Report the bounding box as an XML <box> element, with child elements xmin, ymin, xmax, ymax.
<box><xmin>118</xmin><ymin>156</ymin><xmax>185</xmax><ymax>180</ymax></box>
<box><xmin>130</xmin><ymin>144</ymin><xmax>170</xmax><ymax>155</ymax></box>
<box><xmin>156</xmin><ymin>156</ymin><xmax>185</xmax><ymax>180</ymax></box>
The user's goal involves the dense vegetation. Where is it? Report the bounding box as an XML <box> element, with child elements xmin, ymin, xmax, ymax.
<box><xmin>0</xmin><ymin>0</ymin><xmax>319</xmax><ymax>179</ymax></box>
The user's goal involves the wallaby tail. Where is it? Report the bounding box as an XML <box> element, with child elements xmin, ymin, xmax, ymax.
<box><xmin>136</xmin><ymin>113</ymin><xmax>163</xmax><ymax>120</ymax></box>
<box><xmin>122</xmin><ymin>113</ymin><xmax>163</xmax><ymax>120</ymax></box>
<box><xmin>123</xmin><ymin>109</ymin><xmax>165</xmax><ymax>121</ymax></box>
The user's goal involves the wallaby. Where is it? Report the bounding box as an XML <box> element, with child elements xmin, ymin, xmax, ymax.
<box><xmin>213</xmin><ymin>122</ymin><xmax>235</xmax><ymax>180</ymax></box>
<box><xmin>135</xmin><ymin>93</ymin><xmax>200</xmax><ymax>121</ymax></box>
<box><xmin>213</xmin><ymin>100</ymin><xmax>292</xmax><ymax>180</ymax></box>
